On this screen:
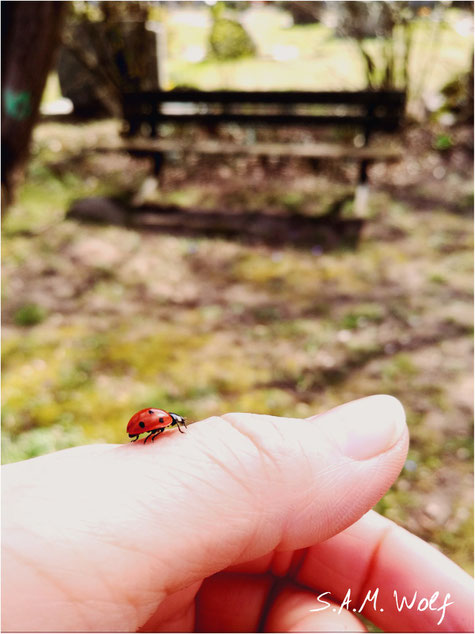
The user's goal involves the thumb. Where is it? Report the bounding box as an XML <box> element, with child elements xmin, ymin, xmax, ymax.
<box><xmin>3</xmin><ymin>395</ymin><xmax>408</xmax><ymax>632</ymax></box>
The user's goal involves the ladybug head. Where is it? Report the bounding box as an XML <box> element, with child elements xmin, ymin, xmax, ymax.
<box><xmin>169</xmin><ymin>412</ymin><xmax>187</xmax><ymax>428</ymax></box>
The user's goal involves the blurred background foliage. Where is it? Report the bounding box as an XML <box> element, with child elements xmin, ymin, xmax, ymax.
<box><xmin>2</xmin><ymin>0</ymin><xmax>473</xmax><ymax>577</ymax></box>
<box><xmin>46</xmin><ymin>0</ymin><xmax>474</xmax><ymax>118</ymax></box>
<box><xmin>208</xmin><ymin>1</ymin><xmax>257</xmax><ymax>60</ymax></box>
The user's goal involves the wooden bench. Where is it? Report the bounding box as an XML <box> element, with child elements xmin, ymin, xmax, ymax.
<box><xmin>119</xmin><ymin>89</ymin><xmax>406</xmax><ymax>214</ymax></box>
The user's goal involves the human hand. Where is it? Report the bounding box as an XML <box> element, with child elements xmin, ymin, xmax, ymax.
<box><xmin>2</xmin><ymin>395</ymin><xmax>473</xmax><ymax>632</ymax></box>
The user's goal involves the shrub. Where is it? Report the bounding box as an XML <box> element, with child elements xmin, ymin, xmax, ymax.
<box><xmin>209</xmin><ymin>17</ymin><xmax>256</xmax><ymax>61</ymax></box>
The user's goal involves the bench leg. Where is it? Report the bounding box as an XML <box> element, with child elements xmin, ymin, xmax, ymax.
<box><xmin>132</xmin><ymin>176</ymin><xmax>159</xmax><ymax>206</ymax></box>
<box><xmin>354</xmin><ymin>159</ymin><xmax>370</xmax><ymax>217</ymax></box>
<box><xmin>132</xmin><ymin>152</ymin><xmax>164</xmax><ymax>206</ymax></box>
<box><xmin>152</xmin><ymin>152</ymin><xmax>164</xmax><ymax>176</ymax></box>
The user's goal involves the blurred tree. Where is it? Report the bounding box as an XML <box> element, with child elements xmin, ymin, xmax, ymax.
<box><xmin>1</xmin><ymin>1</ymin><xmax>65</xmax><ymax>205</ymax></box>
<box><xmin>59</xmin><ymin>1</ymin><xmax>158</xmax><ymax>118</ymax></box>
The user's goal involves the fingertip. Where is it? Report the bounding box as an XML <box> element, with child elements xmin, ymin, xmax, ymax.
<box><xmin>312</xmin><ymin>394</ymin><xmax>408</xmax><ymax>461</ymax></box>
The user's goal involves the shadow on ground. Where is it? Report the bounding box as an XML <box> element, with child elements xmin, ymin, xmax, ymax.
<box><xmin>67</xmin><ymin>195</ymin><xmax>363</xmax><ymax>249</ymax></box>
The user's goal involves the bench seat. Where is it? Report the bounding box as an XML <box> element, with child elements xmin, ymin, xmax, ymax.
<box><xmin>104</xmin><ymin>137</ymin><xmax>402</xmax><ymax>161</ymax></box>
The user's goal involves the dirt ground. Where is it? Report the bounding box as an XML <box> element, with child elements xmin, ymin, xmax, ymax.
<box><xmin>2</xmin><ymin>118</ymin><xmax>473</xmax><ymax>573</ymax></box>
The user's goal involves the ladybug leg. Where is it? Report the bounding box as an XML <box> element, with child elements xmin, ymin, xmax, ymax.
<box><xmin>150</xmin><ymin>428</ymin><xmax>165</xmax><ymax>442</ymax></box>
<box><xmin>144</xmin><ymin>431</ymin><xmax>156</xmax><ymax>444</ymax></box>
<box><xmin>177</xmin><ymin>418</ymin><xmax>187</xmax><ymax>433</ymax></box>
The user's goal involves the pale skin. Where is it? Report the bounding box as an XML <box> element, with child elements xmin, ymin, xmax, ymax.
<box><xmin>2</xmin><ymin>395</ymin><xmax>473</xmax><ymax>632</ymax></box>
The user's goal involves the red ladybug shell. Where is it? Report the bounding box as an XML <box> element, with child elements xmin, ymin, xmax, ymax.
<box><xmin>127</xmin><ymin>408</ymin><xmax>173</xmax><ymax>435</ymax></box>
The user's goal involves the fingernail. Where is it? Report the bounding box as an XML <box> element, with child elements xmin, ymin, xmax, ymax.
<box><xmin>324</xmin><ymin>395</ymin><xmax>406</xmax><ymax>460</ymax></box>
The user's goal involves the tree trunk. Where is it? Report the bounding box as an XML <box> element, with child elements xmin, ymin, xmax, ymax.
<box><xmin>1</xmin><ymin>1</ymin><xmax>65</xmax><ymax>207</ymax></box>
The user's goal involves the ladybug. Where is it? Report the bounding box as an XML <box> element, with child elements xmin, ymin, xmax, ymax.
<box><xmin>127</xmin><ymin>408</ymin><xmax>187</xmax><ymax>443</ymax></box>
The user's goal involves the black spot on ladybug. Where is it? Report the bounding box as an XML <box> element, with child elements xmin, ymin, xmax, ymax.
<box><xmin>148</xmin><ymin>410</ymin><xmax>154</xmax><ymax>414</ymax></box>
<box><xmin>159</xmin><ymin>417</ymin><xmax>164</xmax><ymax>423</ymax></box>
<box><xmin>139</xmin><ymin>421</ymin><xmax>145</xmax><ymax>428</ymax></box>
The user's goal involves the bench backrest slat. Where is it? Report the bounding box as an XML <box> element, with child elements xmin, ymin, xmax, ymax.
<box><xmin>124</xmin><ymin>89</ymin><xmax>405</xmax><ymax>107</ymax></box>
<box><xmin>125</xmin><ymin>112</ymin><xmax>400</xmax><ymax>130</ymax></box>
<box><xmin>122</xmin><ymin>89</ymin><xmax>405</xmax><ymax>136</ymax></box>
